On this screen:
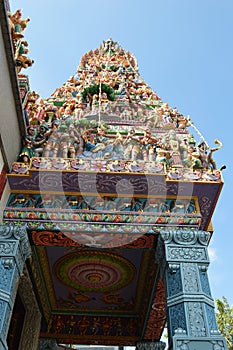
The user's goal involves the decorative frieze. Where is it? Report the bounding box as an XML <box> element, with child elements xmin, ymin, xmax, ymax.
<box><xmin>136</xmin><ymin>340</ymin><xmax>166</xmax><ymax>350</ymax></box>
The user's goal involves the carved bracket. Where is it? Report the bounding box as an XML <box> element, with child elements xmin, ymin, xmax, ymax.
<box><xmin>168</xmin><ymin>263</ymin><xmax>180</xmax><ymax>274</ymax></box>
<box><xmin>160</xmin><ymin>229</ymin><xmax>210</xmax><ymax>246</ymax></box>
<box><xmin>198</xmin><ymin>264</ymin><xmax>208</xmax><ymax>273</ymax></box>
<box><xmin>1</xmin><ymin>257</ymin><xmax>15</xmax><ymax>269</ymax></box>
<box><xmin>0</xmin><ymin>225</ymin><xmax>31</xmax><ymax>261</ymax></box>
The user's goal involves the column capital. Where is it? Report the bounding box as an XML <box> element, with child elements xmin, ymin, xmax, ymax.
<box><xmin>157</xmin><ymin>228</ymin><xmax>210</xmax><ymax>267</ymax></box>
<box><xmin>0</xmin><ymin>225</ymin><xmax>31</xmax><ymax>262</ymax></box>
<box><xmin>160</xmin><ymin>228</ymin><xmax>210</xmax><ymax>246</ymax></box>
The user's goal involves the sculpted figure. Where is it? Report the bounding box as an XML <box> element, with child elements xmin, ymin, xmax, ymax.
<box><xmin>8</xmin><ymin>9</ymin><xmax>30</xmax><ymax>40</ymax></box>
<box><xmin>60</xmin><ymin>124</ymin><xmax>83</xmax><ymax>158</ymax></box>
<box><xmin>18</xmin><ymin>125</ymin><xmax>35</xmax><ymax>163</ymax></box>
<box><xmin>170</xmin><ymin>199</ymin><xmax>185</xmax><ymax>213</ymax></box>
<box><xmin>176</xmin><ymin>114</ymin><xmax>190</xmax><ymax>129</ymax></box>
<box><xmin>146</xmin><ymin>108</ymin><xmax>160</xmax><ymax>128</ymax></box>
<box><xmin>155</xmin><ymin>148</ymin><xmax>169</xmax><ymax>165</ymax></box>
<box><xmin>34</xmin><ymin>124</ymin><xmax>50</xmax><ymax>156</ymax></box>
<box><xmin>16</xmin><ymin>54</ymin><xmax>34</xmax><ymax>72</ymax></box>
<box><xmin>144</xmin><ymin>198</ymin><xmax>160</xmax><ymax>212</ymax></box>
<box><xmin>43</xmin><ymin>120</ymin><xmax>61</xmax><ymax>157</ymax></box>
<box><xmin>185</xmin><ymin>199</ymin><xmax>196</xmax><ymax>213</ymax></box>
<box><xmin>83</xmin><ymin>127</ymin><xmax>114</xmax><ymax>159</ymax></box>
<box><xmin>123</xmin><ymin>129</ymin><xmax>141</xmax><ymax>160</ymax></box>
<box><xmin>197</xmin><ymin>139</ymin><xmax>222</xmax><ymax>170</ymax></box>
<box><xmin>140</xmin><ymin>128</ymin><xmax>158</xmax><ymax>162</ymax></box>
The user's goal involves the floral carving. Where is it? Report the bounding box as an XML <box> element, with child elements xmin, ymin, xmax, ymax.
<box><xmin>18</xmin><ymin>268</ymin><xmax>41</xmax><ymax>350</ymax></box>
<box><xmin>183</xmin><ymin>263</ymin><xmax>199</xmax><ymax>292</ymax></box>
<box><xmin>168</xmin><ymin>247</ymin><xmax>207</xmax><ymax>261</ymax></box>
<box><xmin>187</xmin><ymin>302</ymin><xmax>206</xmax><ymax>336</ymax></box>
<box><xmin>0</xmin><ymin>242</ymin><xmax>16</xmax><ymax>255</ymax></box>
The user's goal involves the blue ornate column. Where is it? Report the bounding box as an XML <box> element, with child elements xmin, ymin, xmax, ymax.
<box><xmin>0</xmin><ymin>225</ymin><xmax>31</xmax><ymax>350</ymax></box>
<box><xmin>156</xmin><ymin>228</ymin><xmax>228</xmax><ymax>350</ymax></box>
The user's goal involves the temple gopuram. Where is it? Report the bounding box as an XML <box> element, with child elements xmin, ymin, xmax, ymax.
<box><xmin>0</xmin><ymin>2</ymin><xmax>228</xmax><ymax>350</ymax></box>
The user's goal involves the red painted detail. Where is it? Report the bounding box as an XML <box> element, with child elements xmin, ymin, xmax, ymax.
<box><xmin>0</xmin><ymin>166</ymin><xmax>7</xmax><ymax>199</ymax></box>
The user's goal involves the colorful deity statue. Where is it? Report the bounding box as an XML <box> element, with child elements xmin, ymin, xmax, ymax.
<box><xmin>140</xmin><ymin>128</ymin><xmax>159</xmax><ymax>162</ymax></box>
<box><xmin>123</xmin><ymin>129</ymin><xmax>141</xmax><ymax>160</ymax></box>
<box><xmin>16</xmin><ymin>54</ymin><xmax>34</xmax><ymax>73</ymax></box>
<box><xmin>60</xmin><ymin>124</ymin><xmax>83</xmax><ymax>158</ymax></box>
<box><xmin>197</xmin><ymin>139</ymin><xmax>222</xmax><ymax>170</ymax></box>
<box><xmin>82</xmin><ymin>127</ymin><xmax>114</xmax><ymax>159</ymax></box>
<box><xmin>33</xmin><ymin>124</ymin><xmax>51</xmax><ymax>157</ymax></box>
<box><xmin>170</xmin><ymin>199</ymin><xmax>185</xmax><ymax>213</ymax></box>
<box><xmin>176</xmin><ymin>114</ymin><xmax>190</xmax><ymax>129</ymax></box>
<box><xmin>185</xmin><ymin>199</ymin><xmax>196</xmax><ymax>213</ymax></box>
<box><xmin>18</xmin><ymin>125</ymin><xmax>35</xmax><ymax>163</ymax></box>
<box><xmin>168</xmin><ymin>130</ymin><xmax>182</xmax><ymax>167</ymax></box>
<box><xmin>43</xmin><ymin>119</ymin><xmax>61</xmax><ymax>157</ymax></box>
<box><xmin>144</xmin><ymin>198</ymin><xmax>160</xmax><ymax>212</ymax></box>
<box><xmin>8</xmin><ymin>9</ymin><xmax>30</xmax><ymax>40</ymax></box>
<box><xmin>191</xmin><ymin>152</ymin><xmax>203</xmax><ymax>169</ymax></box>
<box><xmin>8</xmin><ymin>10</ymin><xmax>34</xmax><ymax>72</ymax></box>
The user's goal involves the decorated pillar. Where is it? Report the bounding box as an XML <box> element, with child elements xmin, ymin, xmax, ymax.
<box><xmin>136</xmin><ymin>340</ymin><xmax>166</xmax><ymax>350</ymax></box>
<box><xmin>18</xmin><ymin>267</ymin><xmax>42</xmax><ymax>350</ymax></box>
<box><xmin>156</xmin><ymin>228</ymin><xmax>228</xmax><ymax>350</ymax></box>
<box><xmin>0</xmin><ymin>225</ymin><xmax>31</xmax><ymax>350</ymax></box>
<box><xmin>37</xmin><ymin>338</ymin><xmax>58</xmax><ymax>350</ymax></box>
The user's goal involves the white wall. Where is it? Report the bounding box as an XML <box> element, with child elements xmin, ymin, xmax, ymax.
<box><xmin>0</xmin><ymin>149</ymin><xmax>10</xmax><ymax>223</ymax></box>
<box><xmin>0</xmin><ymin>25</ymin><xmax>22</xmax><ymax>168</ymax></box>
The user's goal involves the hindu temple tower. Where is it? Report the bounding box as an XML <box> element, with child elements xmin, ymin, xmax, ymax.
<box><xmin>0</xmin><ymin>1</ymin><xmax>228</xmax><ymax>349</ymax></box>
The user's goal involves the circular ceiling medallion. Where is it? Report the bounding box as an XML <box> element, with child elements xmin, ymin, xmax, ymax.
<box><xmin>53</xmin><ymin>251</ymin><xmax>136</xmax><ymax>292</ymax></box>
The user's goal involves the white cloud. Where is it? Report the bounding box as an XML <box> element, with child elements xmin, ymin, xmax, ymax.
<box><xmin>208</xmin><ymin>246</ymin><xmax>218</xmax><ymax>263</ymax></box>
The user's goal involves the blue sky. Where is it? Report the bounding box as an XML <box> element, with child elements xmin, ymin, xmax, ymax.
<box><xmin>10</xmin><ymin>0</ymin><xmax>233</xmax><ymax>305</ymax></box>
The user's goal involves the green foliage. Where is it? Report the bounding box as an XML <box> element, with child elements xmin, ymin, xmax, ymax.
<box><xmin>79</xmin><ymin>118</ymin><xmax>89</xmax><ymax>128</ymax></box>
<box><xmin>216</xmin><ymin>296</ymin><xmax>233</xmax><ymax>349</ymax></box>
<box><xmin>81</xmin><ymin>83</ymin><xmax>115</xmax><ymax>102</ymax></box>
